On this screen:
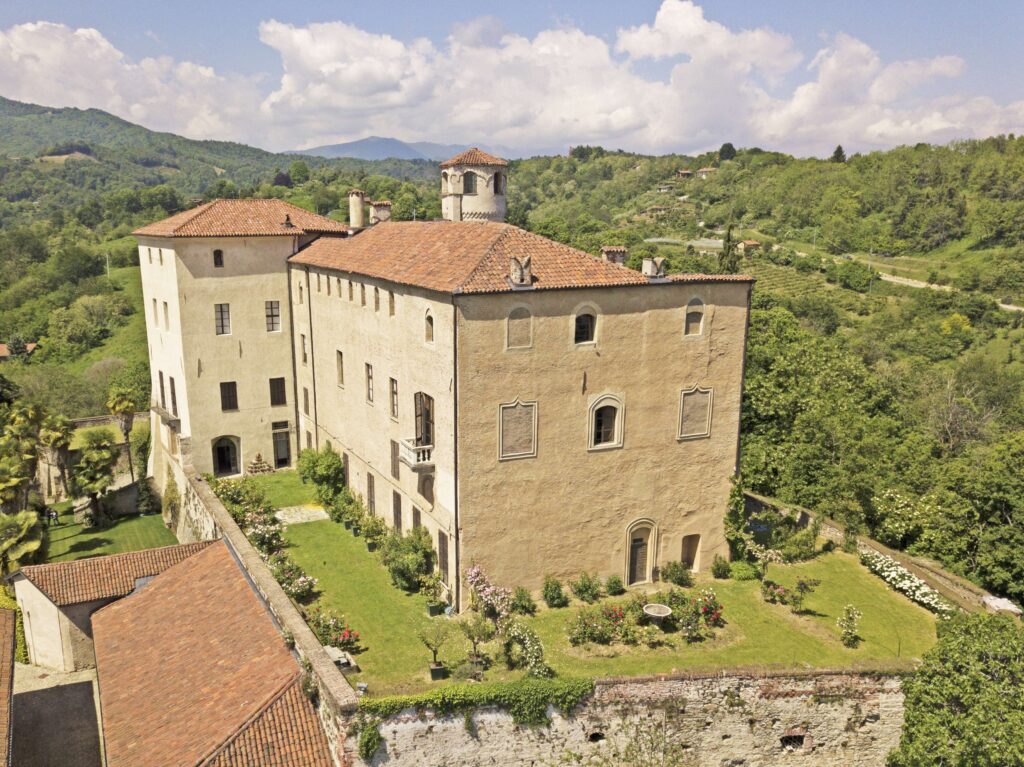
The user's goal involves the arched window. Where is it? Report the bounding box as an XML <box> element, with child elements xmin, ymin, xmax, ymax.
<box><xmin>588</xmin><ymin>395</ymin><xmax>623</xmax><ymax>450</ymax></box>
<box><xmin>425</xmin><ymin>311</ymin><xmax>434</xmax><ymax>343</ymax></box>
<box><xmin>463</xmin><ymin>171</ymin><xmax>477</xmax><ymax>194</ymax></box>
<box><xmin>213</xmin><ymin>249</ymin><xmax>224</xmax><ymax>268</ymax></box>
<box><xmin>212</xmin><ymin>436</ymin><xmax>239</xmax><ymax>477</ymax></box>
<box><xmin>574</xmin><ymin>311</ymin><xmax>596</xmax><ymax>344</ymax></box>
<box><xmin>441</xmin><ymin>171</ymin><xmax>449</xmax><ymax>193</ymax></box>
<box><xmin>685</xmin><ymin>298</ymin><xmax>705</xmax><ymax>336</ymax></box>
<box><xmin>506</xmin><ymin>307</ymin><xmax>532</xmax><ymax>349</ymax></box>
<box><xmin>494</xmin><ymin>172</ymin><xmax>506</xmax><ymax>195</ymax></box>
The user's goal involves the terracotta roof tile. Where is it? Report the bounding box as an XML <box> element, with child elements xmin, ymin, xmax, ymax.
<box><xmin>0</xmin><ymin>343</ymin><xmax>37</xmax><ymax>358</ymax></box>
<box><xmin>0</xmin><ymin>610</ymin><xmax>13</xmax><ymax>766</ymax></box>
<box><xmin>291</xmin><ymin>221</ymin><xmax>752</xmax><ymax>293</ymax></box>
<box><xmin>439</xmin><ymin>147</ymin><xmax>508</xmax><ymax>168</ymax></box>
<box><xmin>668</xmin><ymin>272</ymin><xmax>754</xmax><ymax>283</ymax></box>
<box><xmin>19</xmin><ymin>541</ymin><xmax>213</xmax><ymax>606</ymax></box>
<box><xmin>93</xmin><ymin>541</ymin><xmax>333</xmax><ymax>767</ymax></box>
<box><xmin>133</xmin><ymin>199</ymin><xmax>348</xmax><ymax>238</ymax></box>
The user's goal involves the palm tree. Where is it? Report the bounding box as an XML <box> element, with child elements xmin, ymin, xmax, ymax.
<box><xmin>71</xmin><ymin>428</ymin><xmax>119</xmax><ymax>526</ymax></box>
<box><xmin>106</xmin><ymin>386</ymin><xmax>137</xmax><ymax>482</ymax></box>
<box><xmin>0</xmin><ymin>511</ymin><xmax>43</xmax><ymax>574</ymax></box>
<box><xmin>38</xmin><ymin>414</ymin><xmax>74</xmax><ymax>500</ymax></box>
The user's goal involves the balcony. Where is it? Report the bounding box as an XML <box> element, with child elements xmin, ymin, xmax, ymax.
<box><xmin>399</xmin><ymin>439</ymin><xmax>434</xmax><ymax>473</ymax></box>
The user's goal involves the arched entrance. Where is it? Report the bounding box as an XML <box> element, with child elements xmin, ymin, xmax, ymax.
<box><xmin>212</xmin><ymin>436</ymin><xmax>240</xmax><ymax>477</ymax></box>
<box><xmin>626</xmin><ymin>520</ymin><xmax>656</xmax><ymax>585</ymax></box>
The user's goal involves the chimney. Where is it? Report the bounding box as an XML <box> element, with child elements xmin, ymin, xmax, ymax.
<box><xmin>601</xmin><ymin>245</ymin><xmax>628</xmax><ymax>265</ymax></box>
<box><xmin>509</xmin><ymin>255</ymin><xmax>533</xmax><ymax>287</ymax></box>
<box><xmin>369</xmin><ymin>200</ymin><xmax>392</xmax><ymax>225</ymax></box>
<box><xmin>348</xmin><ymin>189</ymin><xmax>366</xmax><ymax>229</ymax></box>
<box><xmin>641</xmin><ymin>257</ymin><xmax>667</xmax><ymax>278</ymax></box>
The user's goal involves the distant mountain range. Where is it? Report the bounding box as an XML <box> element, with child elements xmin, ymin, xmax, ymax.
<box><xmin>295</xmin><ymin>135</ymin><xmax>523</xmax><ymax>162</ymax></box>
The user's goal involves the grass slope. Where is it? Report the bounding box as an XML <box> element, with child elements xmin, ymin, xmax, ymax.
<box><xmin>65</xmin><ymin>265</ymin><xmax>149</xmax><ymax>377</ymax></box>
<box><xmin>285</xmin><ymin>520</ymin><xmax>936</xmax><ymax>697</ymax></box>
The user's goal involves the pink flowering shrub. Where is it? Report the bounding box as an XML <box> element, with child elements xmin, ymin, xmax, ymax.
<box><xmin>464</xmin><ymin>565</ymin><xmax>512</xmax><ymax>621</ymax></box>
<box><xmin>307</xmin><ymin>606</ymin><xmax>360</xmax><ymax>651</ymax></box>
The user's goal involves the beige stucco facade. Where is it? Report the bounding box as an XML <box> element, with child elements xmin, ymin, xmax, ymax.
<box><xmin>138</xmin><ymin>234</ymin><xmax>311</xmax><ymax>480</ymax></box>
<box><xmin>12</xmin><ymin>575</ymin><xmax>111</xmax><ymax>671</ymax></box>
<box><xmin>454</xmin><ymin>281</ymin><xmax>750</xmax><ymax>594</ymax></box>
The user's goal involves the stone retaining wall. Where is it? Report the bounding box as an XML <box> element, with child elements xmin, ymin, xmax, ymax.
<box><xmin>358</xmin><ymin>670</ymin><xmax>905</xmax><ymax>766</ymax></box>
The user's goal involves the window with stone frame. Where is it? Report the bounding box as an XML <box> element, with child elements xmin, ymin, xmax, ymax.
<box><xmin>506</xmin><ymin>307</ymin><xmax>532</xmax><ymax>349</ymax></box>
<box><xmin>588</xmin><ymin>395</ymin><xmax>623</xmax><ymax>450</ymax></box>
<box><xmin>214</xmin><ymin>303</ymin><xmax>230</xmax><ymax>335</ymax></box>
<box><xmin>213</xmin><ymin>249</ymin><xmax>224</xmax><ymax>268</ymax></box>
<box><xmin>265</xmin><ymin>300</ymin><xmax>281</xmax><ymax>332</ymax></box>
<box><xmin>463</xmin><ymin>171</ymin><xmax>477</xmax><ymax>194</ymax></box>
<box><xmin>574</xmin><ymin>311</ymin><xmax>596</xmax><ymax>344</ymax></box>
<box><xmin>678</xmin><ymin>386</ymin><xmax>713</xmax><ymax>439</ymax></box>
<box><xmin>498</xmin><ymin>400</ymin><xmax>538</xmax><ymax>460</ymax></box>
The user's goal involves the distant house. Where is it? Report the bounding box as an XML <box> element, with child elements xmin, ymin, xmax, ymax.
<box><xmin>0</xmin><ymin>342</ymin><xmax>37</xmax><ymax>361</ymax></box>
<box><xmin>696</xmin><ymin>167</ymin><xmax>718</xmax><ymax>179</ymax></box>
<box><xmin>674</xmin><ymin>169</ymin><xmax>693</xmax><ymax>178</ymax></box>
<box><xmin>9</xmin><ymin>542</ymin><xmax>212</xmax><ymax>671</ymax></box>
<box><xmin>93</xmin><ymin>540</ymin><xmax>333</xmax><ymax>767</ymax></box>
<box><xmin>738</xmin><ymin>239</ymin><xmax>761</xmax><ymax>254</ymax></box>
<box><xmin>657</xmin><ymin>185</ymin><xmax>672</xmax><ymax>193</ymax></box>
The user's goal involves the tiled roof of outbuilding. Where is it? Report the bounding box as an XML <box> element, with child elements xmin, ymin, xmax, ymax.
<box><xmin>0</xmin><ymin>610</ymin><xmax>14</xmax><ymax>766</ymax></box>
<box><xmin>291</xmin><ymin>221</ymin><xmax>751</xmax><ymax>294</ymax></box>
<box><xmin>439</xmin><ymin>147</ymin><xmax>508</xmax><ymax>168</ymax></box>
<box><xmin>93</xmin><ymin>540</ymin><xmax>333</xmax><ymax>767</ymax></box>
<box><xmin>133</xmin><ymin>199</ymin><xmax>348</xmax><ymax>238</ymax></box>
<box><xmin>18</xmin><ymin>541</ymin><xmax>214</xmax><ymax>606</ymax></box>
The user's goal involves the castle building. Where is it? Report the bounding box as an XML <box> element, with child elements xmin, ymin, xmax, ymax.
<box><xmin>137</xmin><ymin>149</ymin><xmax>752</xmax><ymax>607</ymax></box>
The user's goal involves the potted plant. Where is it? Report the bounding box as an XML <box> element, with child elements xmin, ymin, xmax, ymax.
<box><xmin>420</xmin><ymin>573</ymin><xmax>447</xmax><ymax>616</ymax></box>
<box><xmin>418</xmin><ymin>622</ymin><xmax>450</xmax><ymax>680</ymax></box>
<box><xmin>349</xmin><ymin>506</ymin><xmax>367</xmax><ymax>537</ymax></box>
<box><xmin>362</xmin><ymin>515</ymin><xmax>386</xmax><ymax>551</ymax></box>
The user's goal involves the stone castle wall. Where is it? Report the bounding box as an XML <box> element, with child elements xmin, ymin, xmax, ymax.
<box><xmin>356</xmin><ymin>671</ymin><xmax>905</xmax><ymax>767</ymax></box>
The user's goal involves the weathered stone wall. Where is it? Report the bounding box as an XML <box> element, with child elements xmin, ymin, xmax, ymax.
<box><xmin>355</xmin><ymin>671</ymin><xmax>904</xmax><ymax>767</ymax></box>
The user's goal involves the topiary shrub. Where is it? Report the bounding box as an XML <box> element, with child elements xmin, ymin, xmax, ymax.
<box><xmin>542</xmin><ymin>576</ymin><xmax>569</xmax><ymax>608</ymax></box>
<box><xmin>711</xmin><ymin>554</ymin><xmax>731</xmax><ymax>579</ymax></box>
<box><xmin>569</xmin><ymin>572</ymin><xmax>603</xmax><ymax>603</ymax></box>
<box><xmin>511</xmin><ymin>586</ymin><xmax>537</xmax><ymax>615</ymax></box>
<box><xmin>729</xmin><ymin>560</ymin><xmax>760</xmax><ymax>581</ymax></box>
<box><xmin>605</xmin><ymin>575</ymin><xmax>626</xmax><ymax>596</ymax></box>
<box><xmin>660</xmin><ymin>560</ymin><xmax>693</xmax><ymax>587</ymax></box>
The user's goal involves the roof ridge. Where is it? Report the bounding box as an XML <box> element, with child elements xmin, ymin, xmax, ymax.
<box><xmin>455</xmin><ymin>222</ymin><xmax>511</xmax><ymax>292</ymax></box>
<box><xmin>171</xmin><ymin>201</ymin><xmax>219</xmax><ymax>235</ymax></box>
<box><xmin>195</xmin><ymin>672</ymin><xmax>302</xmax><ymax>767</ymax></box>
<box><xmin>20</xmin><ymin>540</ymin><xmax>211</xmax><ymax>577</ymax></box>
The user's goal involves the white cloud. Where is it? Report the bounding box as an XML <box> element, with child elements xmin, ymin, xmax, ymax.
<box><xmin>0</xmin><ymin>5</ymin><xmax>1022</xmax><ymax>157</ymax></box>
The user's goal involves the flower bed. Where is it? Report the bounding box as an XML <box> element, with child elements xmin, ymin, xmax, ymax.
<box><xmin>859</xmin><ymin>549</ymin><xmax>954</xmax><ymax>617</ymax></box>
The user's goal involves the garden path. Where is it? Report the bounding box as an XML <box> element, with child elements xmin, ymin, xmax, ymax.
<box><xmin>276</xmin><ymin>505</ymin><xmax>329</xmax><ymax>524</ymax></box>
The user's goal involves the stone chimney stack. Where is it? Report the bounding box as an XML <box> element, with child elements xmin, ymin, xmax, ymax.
<box><xmin>601</xmin><ymin>246</ymin><xmax>628</xmax><ymax>265</ymax></box>
<box><xmin>641</xmin><ymin>257</ymin><xmax>667</xmax><ymax>278</ymax></box>
<box><xmin>369</xmin><ymin>200</ymin><xmax>392</xmax><ymax>225</ymax></box>
<box><xmin>348</xmin><ymin>189</ymin><xmax>366</xmax><ymax>229</ymax></box>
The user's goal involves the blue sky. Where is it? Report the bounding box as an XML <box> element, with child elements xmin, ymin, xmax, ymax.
<box><xmin>0</xmin><ymin>1</ymin><xmax>1021</xmax><ymax>155</ymax></box>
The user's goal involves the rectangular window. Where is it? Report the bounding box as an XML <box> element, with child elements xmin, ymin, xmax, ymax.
<box><xmin>272</xmin><ymin>421</ymin><xmax>291</xmax><ymax>468</ymax></box>
<box><xmin>298</xmin><ymin>282</ymin><xmax>304</xmax><ymax>304</ymax></box>
<box><xmin>326</xmin><ymin>274</ymin><xmax>331</xmax><ymax>295</ymax></box>
<box><xmin>390</xmin><ymin>440</ymin><xmax>400</xmax><ymax>480</ymax></box>
<box><xmin>360</xmin><ymin>284</ymin><xmax>366</xmax><ymax>306</ymax></box>
<box><xmin>215</xmin><ymin>303</ymin><xmax>231</xmax><ymax>335</ymax></box>
<box><xmin>213</xmin><ymin>249</ymin><xmax>224</xmax><ymax>268</ymax></box>
<box><xmin>392</xmin><ymin>491</ymin><xmax>402</xmax><ymax>533</ymax></box>
<box><xmin>348</xmin><ymin>281</ymin><xmax>354</xmax><ymax>301</ymax></box>
<box><xmin>306</xmin><ymin>431</ymin><xmax>312</xmax><ymax>449</ymax></box>
<box><xmin>367</xmin><ymin>474</ymin><xmax>375</xmax><ymax>514</ymax></box>
<box><xmin>147</xmin><ymin>248</ymin><xmax>152</xmax><ymax>264</ymax></box>
<box><xmin>269</xmin><ymin>377</ymin><xmax>287</xmax><ymax>406</ymax></box>
<box><xmin>158</xmin><ymin>371</ymin><xmax>166</xmax><ymax>410</ymax></box>
<box><xmin>152</xmin><ymin>298</ymin><xmax>158</xmax><ymax>326</ymax></box>
<box><xmin>163</xmin><ymin>301</ymin><xmax>170</xmax><ymax>330</ymax></box>
<box><xmin>265</xmin><ymin>301</ymin><xmax>281</xmax><ymax>332</ymax></box>
<box><xmin>336</xmin><ymin>351</ymin><xmax>344</xmax><ymax>386</ymax></box>
<box><xmin>374</xmin><ymin>287</ymin><xmax>380</xmax><ymax>311</ymax></box>
<box><xmin>316</xmin><ymin>273</ymin><xmax>321</xmax><ymax>292</ymax></box>
<box><xmin>337</xmin><ymin>277</ymin><xmax>342</xmax><ymax>296</ymax></box>
<box><xmin>414</xmin><ymin>392</ymin><xmax>434</xmax><ymax>446</ymax></box>
<box><xmin>437</xmin><ymin>531</ymin><xmax>449</xmax><ymax>584</ymax></box>
<box><xmin>388</xmin><ymin>291</ymin><xmax>395</xmax><ymax>317</ymax></box>
<box><xmin>412</xmin><ymin>507</ymin><xmax>421</xmax><ymax>529</ymax></box>
<box><xmin>169</xmin><ymin>376</ymin><xmax>178</xmax><ymax>416</ymax></box>
<box><xmin>365</xmin><ymin>364</ymin><xmax>374</xmax><ymax>403</ymax></box>
<box><xmin>220</xmin><ymin>382</ymin><xmax>238</xmax><ymax>411</ymax></box>
<box><xmin>389</xmin><ymin>378</ymin><xmax>399</xmax><ymax>419</ymax></box>
<box><xmin>301</xmin><ymin>334</ymin><xmax>308</xmax><ymax>364</ymax></box>
<box><xmin>303</xmin><ymin>387</ymin><xmax>310</xmax><ymax>415</ymax></box>
<box><xmin>158</xmin><ymin>248</ymin><xmax>163</xmax><ymax>266</ymax></box>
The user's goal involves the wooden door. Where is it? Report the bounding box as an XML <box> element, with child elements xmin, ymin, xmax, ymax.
<box><xmin>628</xmin><ymin>530</ymin><xmax>650</xmax><ymax>585</ymax></box>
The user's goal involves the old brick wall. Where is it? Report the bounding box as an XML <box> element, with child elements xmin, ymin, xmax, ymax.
<box><xmin>353</xmin><ymin>671</ymin><xmax>904</xmax><ymax>767</ymax></box>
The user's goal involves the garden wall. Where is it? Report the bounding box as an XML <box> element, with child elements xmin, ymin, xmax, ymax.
<box><xmin>356</xmin><ymin>670</ymin><xmax>905</xmax><ymax>767</ymax></box>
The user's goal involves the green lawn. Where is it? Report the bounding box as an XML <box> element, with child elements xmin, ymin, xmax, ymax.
<box><xmin>247</xmin><ymin>470</ymin><xmax>319</xmax><ymax>509</ymax></box>
<box><xmin>285</xmin><ymin>520</ymin><xmax>937</xmax><ymax>697</ymax></box>
<box><xmin>70</xmin><ymin>419</ymin><xmax>149</xmax><ymax>449</ymax></box>
<box><xmin>45</xmin><ymin>509</ymin><xmax>177</xmax><ymax>563</ymax></box>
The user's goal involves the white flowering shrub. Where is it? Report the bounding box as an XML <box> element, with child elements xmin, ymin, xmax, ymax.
<box><xmin>859</xmin><ymin>549</ymin><xmax>955</xmax><ymax>617</ymax></box>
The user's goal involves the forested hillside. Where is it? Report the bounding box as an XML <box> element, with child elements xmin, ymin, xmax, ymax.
<box><xmin>1</xmin><ymin>100</ymin><xmax>1023</xmax><ymax>605</ymax></box>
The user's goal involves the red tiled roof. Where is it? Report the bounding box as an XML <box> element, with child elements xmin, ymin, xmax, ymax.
<box><xmin>93</xmin><ymin>541</ymin><xmax>333</xmax><ymax>767</ymax></box>
<box><xmin>19</xmin><ymin>541</ymin><xmax>213</xmax><ymax>606</ymax></box>
<box><xmin>439</xmin><ymin>147</ymin><xmax>508</xmax><ymax>168</ymax></box>
<box><xmin>292</xmin><ymin>221</ymin><xmax>752</xmax><ymax>293</ymax></box>
<box><xmin>133</xmin><ymin>199</ymin><xmax>348</xmax><ymax>238</ymax></box>
<box><xmin>0</xmin><ymin>610</ymin><xmax>13</xmax><ymax>766</ymax></box>
<box><xmin>0</xmin><ymin>342</ymin><xmax>37</xmax><ymax>358</ymax></box>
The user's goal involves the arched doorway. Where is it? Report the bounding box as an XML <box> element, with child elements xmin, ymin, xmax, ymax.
<box><xmin>212</xmin><ymin>437</ymin><xmax>239</xmax><ymax>477</ymax></box>
<box><xmin>626</xmin><ymin>521</ymin><xmax>655</xmax><ymax>585</ymax></box>
<box><xmin>682</xmin><ymin>534</ymin><xmax>701</xmax><ymax>570</ymax></box>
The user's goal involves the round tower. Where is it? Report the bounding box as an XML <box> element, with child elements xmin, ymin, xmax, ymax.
<box><xmin>440</xmin><ymin>148</ymin><xmax>508</xmax><ymax>222</ymax></box>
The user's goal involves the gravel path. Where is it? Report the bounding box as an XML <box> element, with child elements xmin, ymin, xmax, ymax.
<box><xmin>276</xmin><ymin>505</ymin><xmax>330</xmax><ymax>524</ymax></box>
